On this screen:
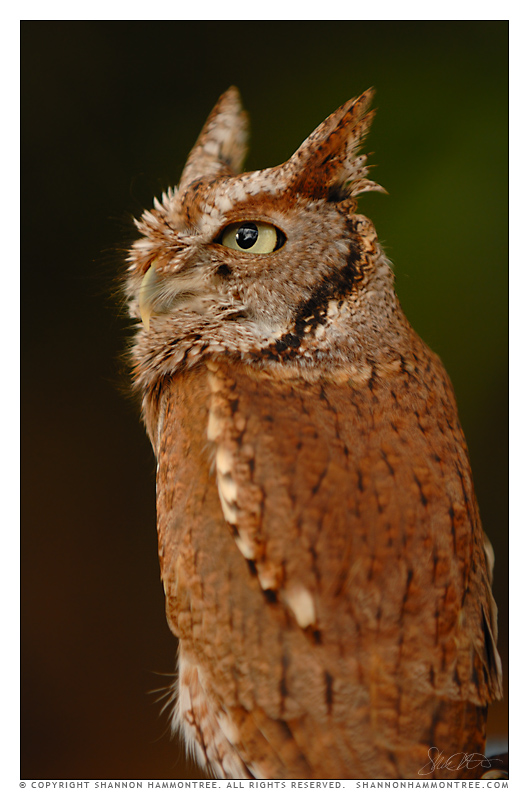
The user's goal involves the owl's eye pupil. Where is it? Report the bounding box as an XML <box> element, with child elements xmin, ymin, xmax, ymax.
<box><xmin>220</xmin><ymin>220</ymin><xmax>282</xmax><ymax>254</ymax></box>
<box><xmin>235</xmin><ymin>223</ymin><xmax>259</xmax><ymax>250</ymax></box>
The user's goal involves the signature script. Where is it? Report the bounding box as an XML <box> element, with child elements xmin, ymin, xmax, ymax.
<box><xmin>418</xmin><ymin>747</ymin><xmax>503</xmax><ymax>775</ymax></box>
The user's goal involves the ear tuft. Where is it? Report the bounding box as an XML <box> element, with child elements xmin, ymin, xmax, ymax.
<box><xmin>284</xmin><ymin>88</ymin><xmax>384</xmax><ymax>199</ymax></box>
<box><xmin>180</xmin><ymin>86</ymin><xmax>249</xmax><ymax>190</ymax></box>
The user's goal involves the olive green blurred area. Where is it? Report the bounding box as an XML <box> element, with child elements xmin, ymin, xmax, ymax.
<box><xmin>21</xmin><ymin>21</ymin><xmax>507</xmax><ymax>778</ymax></box>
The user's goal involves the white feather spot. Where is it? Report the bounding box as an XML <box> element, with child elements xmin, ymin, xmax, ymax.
<box><xmin>284</xmin><ymin>586</ymin><xmax>316</xmax><ymax>628</ymax></box>
<box><xmin>216</xmin><ymin>446</ymin><xmax>234</xmax><ymax>476</ymax></box>
<box><xmin>218</xmin><ymin>491</ymin><xmax>238</xmax><ymax>525</ymax></box>
<box><xmin>215</xmin><ymin>193</ymin><xmax>233</xmax><ymax>213</ymax></box>
<box><xmin>327</xmin><ymin>299</ymin><xmax>340</xmax><ymax>318</ymax></box>
<box><xmin>257</xmin><ymin>571</ymin><xmax>278</xmax><ymax>591</ymax></box>
<box><xmin>231</xmin><ymin>182</ymin><xmax>249</xmax><ymax>202</ymax></box>
<box><xmin>218</xmin><ymin>472</ymin><xmax>237</xmax><ymax>505</ymax></box>
<box><xmin>234</xmin><ymin>535</ymin><xmax>256</xmax><ymax>560</ymax></box>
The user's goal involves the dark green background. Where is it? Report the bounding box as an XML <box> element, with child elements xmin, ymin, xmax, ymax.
<box><xmin>22</xmin><ymin>21</ymin><xmax>508</xmax><ymax>778</ymax></box>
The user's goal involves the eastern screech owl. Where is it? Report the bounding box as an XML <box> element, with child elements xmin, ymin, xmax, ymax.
<box><xmin>126</xmin><ymin>87</ymin><xmax>502</xmax><ymax>779</ymax></box>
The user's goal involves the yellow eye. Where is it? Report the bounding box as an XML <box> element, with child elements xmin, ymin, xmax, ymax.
<box><xmin>220</xmin><ymin>221</ymin><xmax>284</xmax><ymax>254</ymax></box>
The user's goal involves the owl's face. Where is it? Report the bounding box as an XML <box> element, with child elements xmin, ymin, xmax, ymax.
<box><xmin>127</xmin><ymin>88</ymin><xmax>400</xmax><ymax>389</ymax></box>
<box><xmin>131</xmin><ymin>180</ymin><xmax>357</xmax><ymax>329</ymax></box>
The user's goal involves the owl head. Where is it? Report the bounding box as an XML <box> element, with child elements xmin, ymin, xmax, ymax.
<box><xmin>127</xmin><ymin>87</ymin><xmax>402</xmax><ymax>390</ymax></box>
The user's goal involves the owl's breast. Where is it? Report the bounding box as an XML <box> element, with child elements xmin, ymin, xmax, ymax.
<box><xmin>148</xmin><ymin>350</ymin><xmax>499</xmax><ymax>777</ymax></box>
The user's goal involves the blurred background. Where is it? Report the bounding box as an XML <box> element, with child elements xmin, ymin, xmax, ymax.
<box><xmin>21</xmin><ymin>21</ymin><xmax>508</xmax><ymax>778</ymax></box>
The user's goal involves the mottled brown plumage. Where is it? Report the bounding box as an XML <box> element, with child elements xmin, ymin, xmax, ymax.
<box><xmin>126</xmin><ymin>87</ymin><xmax>502</xmax><ymax>778</ymax></box>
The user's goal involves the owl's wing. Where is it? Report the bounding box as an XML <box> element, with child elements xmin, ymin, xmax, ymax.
<box><xmin>154</xmin><ymin>357</ymin><xmax>501</xmax><ymax>778</ymax></box>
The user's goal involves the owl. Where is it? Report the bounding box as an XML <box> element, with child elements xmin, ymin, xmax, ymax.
<box><xmin>126</xmin><ymin>87</ymin><xmax>503</xmax><ymax>779</ymax></box>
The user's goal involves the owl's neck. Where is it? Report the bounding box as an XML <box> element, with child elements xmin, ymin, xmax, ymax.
<box><xmin>131</xmin><ymin>275</ymin><xmax>414</xmax><ymax>394</ymax></box>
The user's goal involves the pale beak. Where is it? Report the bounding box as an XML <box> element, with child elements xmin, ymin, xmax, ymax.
<box><xmin>138</xmin><ymin>261</ymin><xmax>158</xmax><ymax>330</ymax></box>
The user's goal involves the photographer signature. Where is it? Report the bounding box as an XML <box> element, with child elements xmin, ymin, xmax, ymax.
<box><xmin>418</xmin><ymin>747</ymin><xmax>503</xmax><ymax>775</ymax></box>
